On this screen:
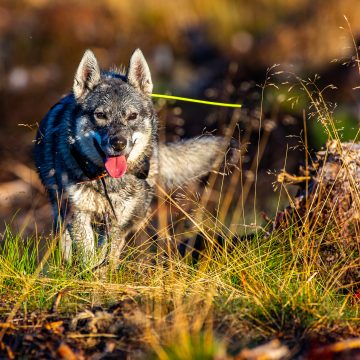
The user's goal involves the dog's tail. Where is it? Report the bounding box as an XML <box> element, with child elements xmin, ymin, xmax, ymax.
<box><xmin>158</xmin><ymin>136</ymin><xmax>231</xmax><ymax>188</ymax></box>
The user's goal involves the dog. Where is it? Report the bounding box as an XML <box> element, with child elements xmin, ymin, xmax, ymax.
<box><xmin>34</xmin><ymin>48</ymin><xmax>230</xmax><ymax>267</ymax></box>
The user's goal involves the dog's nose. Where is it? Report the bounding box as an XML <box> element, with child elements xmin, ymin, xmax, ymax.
<box><xmin>110</xmin><ymin>136</ymin><xmax>127</xmax><ymax>152</ymax></box>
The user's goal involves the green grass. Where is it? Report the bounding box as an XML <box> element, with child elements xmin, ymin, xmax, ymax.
<box><xmin>0</xmin><ymin>213</ymin><xmax>358</xmax><ymax>358</ymax></box>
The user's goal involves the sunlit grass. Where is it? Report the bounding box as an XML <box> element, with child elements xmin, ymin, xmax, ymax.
<box><xmin>0</xmin><ymin>202</ymin><xmax>359</xmax><ymax>358</ymax></box>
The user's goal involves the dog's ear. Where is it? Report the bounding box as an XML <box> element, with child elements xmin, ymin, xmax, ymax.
<box><xmin>127</xmin><ymin>49</ymin><xmax>153</xmax><ymax>96</ymax></box>
<box><xmin>73</xmin><ymin>50</ymin><xmax>101</xmax><ymax>100</ymax></box>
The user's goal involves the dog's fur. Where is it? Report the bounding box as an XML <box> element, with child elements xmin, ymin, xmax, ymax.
<box><xmin>34</xmin><ymin>49</ymin><xmax>228</xmax><ymax>266</ymax></box>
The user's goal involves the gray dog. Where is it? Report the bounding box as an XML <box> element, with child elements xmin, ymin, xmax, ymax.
<box><xmin>35</xmin><ymin>49</ymin><xmax>229</xmax><ymax>266</ymax></box>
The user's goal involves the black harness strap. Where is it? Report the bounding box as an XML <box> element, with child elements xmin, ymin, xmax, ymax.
<box><xmin>100</xmin><ymin>177</ymin><xmax>118</xmax><ymax>221</ymax></box>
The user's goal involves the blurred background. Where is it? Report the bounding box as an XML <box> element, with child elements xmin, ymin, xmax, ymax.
<box><xmin>1</xmin><ymin>0</ymin><xmax>360</xmax><ymax>236</ymax></box>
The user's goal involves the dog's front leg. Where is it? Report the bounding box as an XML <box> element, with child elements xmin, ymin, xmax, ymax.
<box><xmin>68</xmin><ymin>210</ymin><xmax>97</xmax><ymax>266</ymax></box>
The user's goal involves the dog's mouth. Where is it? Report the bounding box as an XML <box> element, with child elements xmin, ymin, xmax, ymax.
<box><xmin>104</xmin><ymin>156</ymin><xmax>127</xmax><ymax>178</ymax></box>
<box><xmin>93</xmin><ymin>138</ymin><xmax>128</xmax><ymax>179</ymax></box>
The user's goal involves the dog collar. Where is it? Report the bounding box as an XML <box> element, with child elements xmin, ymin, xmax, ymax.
<box><xmin>76</xmin><ymin>172</ymin><xmax>108</xmax><ymax>184</ymax></box>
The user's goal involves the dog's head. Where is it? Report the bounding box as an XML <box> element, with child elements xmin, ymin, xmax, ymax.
<box><xmin>72</xmin><ymin>49</ymin><xmax>156</xmax><ymax>178</ymax></box>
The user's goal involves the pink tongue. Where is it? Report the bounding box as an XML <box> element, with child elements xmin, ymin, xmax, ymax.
<box><xmin>104</xmin><ymin>155</ymin><xmax>127</xmax><ymax>178</ymax></box>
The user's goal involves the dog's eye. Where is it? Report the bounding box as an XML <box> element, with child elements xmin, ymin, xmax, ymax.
<box><xmin>95</xmin><ymin>111</ymin><xmax>107</xmax><ymax>120</ymax></box>
<box><xmin>128</xmin><ymin>112</ymin><xmax>138</xmax><ymax>121</ymax></box>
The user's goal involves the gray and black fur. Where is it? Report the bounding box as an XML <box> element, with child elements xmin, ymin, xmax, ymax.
<box><xmin>35</xmin><ymin>49</ymin><xmax>227</xmax><ymax>266</ymax></box>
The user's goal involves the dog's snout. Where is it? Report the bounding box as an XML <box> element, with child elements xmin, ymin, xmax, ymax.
<box><xmin>110</xmin><ymin>135</ymin><xmax>127</xmax><ymax>152</ymax></box>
